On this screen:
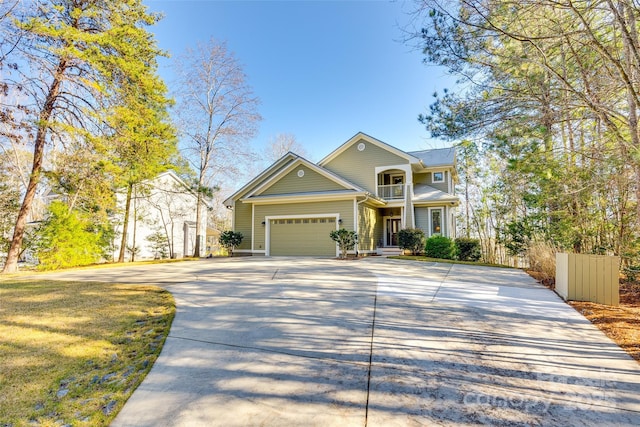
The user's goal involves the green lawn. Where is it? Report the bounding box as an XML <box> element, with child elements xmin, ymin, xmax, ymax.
<box><xmin>0</xmin><ymin>279</ymin><xmax>175</xmax><ymax>426</ymax></box>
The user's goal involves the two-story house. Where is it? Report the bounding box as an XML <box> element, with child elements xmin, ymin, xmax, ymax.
<box><xmin>114</xmin><ymin>170</ymin><xmax>209</xmax><ymax>260</ymax></box>
<box><xmin>223</xmin><ymin>132</ymin><xmax>458</xmax><ymax>257</ymax></box>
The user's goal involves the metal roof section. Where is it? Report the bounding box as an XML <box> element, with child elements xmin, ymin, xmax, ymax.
<box><xmin>412</xmin><ymin>184</ymin><xmax>459</xmax><ymax>204</ymax></box>
<box><xmin>408</xmin><ymin>147</ymin><xmax>456</xmax><ymax>168</ymax></box>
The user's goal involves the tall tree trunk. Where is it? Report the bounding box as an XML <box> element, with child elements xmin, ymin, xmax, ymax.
<box><xmin>193</xmin><ymin>184</ymin><xmax>203</xmax><ymax>258</ymax></box>
<box><xmin>2</xmin><ymin>59</ymin><xmax>67</xmax><ymax>274</ymax></box>
<box><xmin>118</xmin><ymin>183</ymin><xmax>133</xmax><ymax>263</ymax></box>
<box><xmin>131</xmin><ymin>189</ymin><xmax>137</xmax><ymax>262</ymax></box>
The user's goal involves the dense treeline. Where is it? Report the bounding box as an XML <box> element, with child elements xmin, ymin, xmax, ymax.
<box><xmin>414</xmin><ymin>0</ymin><xmax>640</xmax><ymax>267</ymax></box>
<box><xmin>0</xmin><ymin>0</ymin><xmax>177</xmax><ymax>273</ymax></box>
<box><xmin>0</xmin><ymin>1</ymin><xmax>259</xmax><ymax>273</ymax></box>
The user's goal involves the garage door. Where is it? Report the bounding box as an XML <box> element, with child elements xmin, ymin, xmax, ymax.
<box><xmin>269</xmin><ymin>217</ymin><xmax>337</xmax><ymax>256</ymax></box>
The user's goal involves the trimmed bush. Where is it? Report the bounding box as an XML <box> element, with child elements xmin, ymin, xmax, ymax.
<box><xmin>424</xmin><ymin>235</ymin><xmax>455</xmax><ymax>260</ymax></box>
<box><xmin>219</xmin><ymin>230</ymin><xmax>243</xmax><ymax>256</ymax></box>
<box><xmin>455</xmin><ymin>237</ymin><xmax>481</xmax><ymax>261</ymax></box>
<box><xmin>398</xmin><ymin>228</ymin><xmax>425</xmax><ymax>255</ymax></box>
<box><xmin>330</xmin><ymin>228</ymin><xmax>357</xmax><ymax>259</ymax></box>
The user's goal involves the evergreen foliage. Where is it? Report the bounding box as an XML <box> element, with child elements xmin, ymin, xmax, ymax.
<box><xmin>35</xmin><ymin>201</ymin><xmax>107</xmax><ymax>270</ymax></box>
<box><xmin>455</xmin><ymin>238</ymin><xmax>481</xmax><ymax>262</ymax></box>
<box><xmin>414</xmin><ymin>0</ymin><xmax>640</xmax><ymax>265</ymax></box>
<box><xmin>424</xmin><ymin>235</ymin><xmax>455</xmax><ymax>260</ymax></box>
<box><xmin>398</xmin><ymin>228</ymin><xmax>425</xmax><ymax>255</ymax></box>
<box><xmin>0</xmin><ymin>0</ymin><xmax>174</xmax><ymax>273</ymax></box>
<box><xmin>329</xmin><ymin>228</ymin><xmax>357</xmax><ymax>259</ymax></box>
<box><xmin>146</xmin><ymin>231</ymin><xmax>169</xmax><ymax>259</ymax></box>
<box><xmin>219</xmin><ymin>230</ymin><xmax>244</xmax><ymax>256</ymax></box>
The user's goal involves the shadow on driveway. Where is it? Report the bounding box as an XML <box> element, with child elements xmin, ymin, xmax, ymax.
<box><xmin>41</xmin><ymin>257</ymin><xmax>640</xmax><ymax>426</ymax></box>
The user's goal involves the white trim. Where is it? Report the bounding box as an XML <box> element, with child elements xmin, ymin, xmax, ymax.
<box><xmin>432</xmin><ymin>171</ymin><xmax>445</xmax><ymax>183</ymax></box>
<box><xmin>265</xmin><ymin>213</ymin><xmax>340</xmax><ymax>257</ymax></box>
<box><xmin>246</xmin><ymin>158</ymin><xmax>361</xmax><ymax>198</ymax></box>
<box><xmin>408</xmin><ymin>184</ymin><xmax>416</xmax><ymax>228</ymax></box>
<box><xmin>428</xmin><ymin>207</ymin><xmax>444</xmax><ymax>237</ymax></box>
<box><xmin>353</xmin><ymin>199</ymin><xmax>358</xmax><ymax>231</ymax></box>
<box><xmin>223</xmin><ymin>152</ymin><xmax>299</xmax><ymax>207</ymax></box>
<box><xmin>243</xmin><ymin>192</ymin><xmax>361</xmax><ymax>205</ymax></box>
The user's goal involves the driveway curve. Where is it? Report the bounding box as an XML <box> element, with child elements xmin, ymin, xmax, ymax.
<box><xmin>38</xmin><ymin>257</ymin><xmax>640</xmax><ymax>426</ymax></box>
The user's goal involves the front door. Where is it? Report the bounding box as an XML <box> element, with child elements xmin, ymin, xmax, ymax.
<box><xmin>386</xmin><ymin>217</ymin><xmax>401</xmax><ymax>246</ymax></box>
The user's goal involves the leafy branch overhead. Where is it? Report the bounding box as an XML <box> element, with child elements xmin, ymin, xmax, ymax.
<box><xmin>0</xmin><ymin>0</ymin><xmax>176</xmax><ymax>273</ymax></box>
<box><xmin>414</xmin><ymin>0</ymin><xmax>640</xmax><ymax>264</ymax></box>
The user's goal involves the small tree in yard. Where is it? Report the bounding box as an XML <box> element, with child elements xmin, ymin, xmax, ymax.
<box><xmin>219</xmin><ymin>231</ymin><xmax>243</xmax><ymax>256</ymax></box>
<box><xmin>398</xmin><ymin>228</ymin><xmax>425</xmax><ymax>255</ymax></box>
<box><xmin>424</xmin><ymin>235</ymin><xmax>455</xmax><ymax>260</ymax></box>
<box><xmin>330</xmin><ymin>228</ymin><xmax>357</xmax><ymax>259</ymax></box>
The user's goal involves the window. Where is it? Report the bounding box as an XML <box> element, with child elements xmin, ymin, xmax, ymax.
<box><xmin>433</xmin><ymin>171</ymin><xmax>444</xmax><ymax>183</ymax></box>
<box><xmin>431</xmin><ymin>209</ymin><xmax>442</xmax><ymax>235</ymax></box>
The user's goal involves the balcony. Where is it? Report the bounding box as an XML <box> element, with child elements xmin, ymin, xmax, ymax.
<box><xmin>378</xmin><ymin>184</ymin><xmax>404</xmax><ymax>200</ymax></box>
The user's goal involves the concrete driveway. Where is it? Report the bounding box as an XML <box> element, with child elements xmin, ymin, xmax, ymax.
<box><xmin>39</xmin><ymin>257</ymin><xmax>640</xmax><ymax>425</ymax></box>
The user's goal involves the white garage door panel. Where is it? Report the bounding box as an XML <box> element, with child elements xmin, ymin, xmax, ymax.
<box><xmin>270</xmin><ymin>217</ymin><xmax>337</xmax><ymax>256</ymax></box>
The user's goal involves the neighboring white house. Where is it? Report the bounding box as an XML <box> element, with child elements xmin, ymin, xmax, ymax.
<box><xmin>113</xmin><ymin>170</ymin><xmax>208</xmax><ymax>261</ymax></box>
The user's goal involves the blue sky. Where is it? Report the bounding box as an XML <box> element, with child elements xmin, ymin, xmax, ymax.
<box><xmin>145</xmin><ymin>0</ymin><xmax>456</xmax><ymax>162</ymax></box>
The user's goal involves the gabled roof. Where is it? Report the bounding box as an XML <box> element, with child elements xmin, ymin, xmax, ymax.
<box><xmin>244</xmin><ymin>155</ymin><xmax>368</xmax><ymax>199</ymax></box>
<box><xmin>223</xmin><ymin>152</ymin><xmax>300</xmax><ymax>207</ymax></box>
<box><xmin>408</xmin><ymin>147</ymin><xmax>456</xmax><ymax>168</ymax></box>
<box><xmin>318</xmin><ymin>132</ymin><xmax>421</xmax><ymax>166</ymax></box>
<box><xmin>223</xmin><ymin>151</ymin><xmax>383</xmax><ymax>207</ymax></box>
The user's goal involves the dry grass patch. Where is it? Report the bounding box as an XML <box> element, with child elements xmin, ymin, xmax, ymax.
<box><xmin>0</xmin><ymin>279</ymin><xmax>175</xmax><ymax>426</ymax></box>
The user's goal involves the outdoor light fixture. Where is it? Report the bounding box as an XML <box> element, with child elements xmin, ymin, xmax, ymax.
<box><xmin>261</xmin><ymin>221</ymin><xmax>265</xmax><ymax>225</ymax></box>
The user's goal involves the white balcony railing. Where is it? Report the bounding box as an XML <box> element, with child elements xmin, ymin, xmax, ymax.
<box><xmin>378</xmin><ymin>184</ymin><xmax>404</xmax><ymax>200</ymax></box>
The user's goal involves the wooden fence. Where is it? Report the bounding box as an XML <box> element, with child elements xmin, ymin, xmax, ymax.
<box><xmin>556</xmin><ymin>253</ymin><xmax>619</xmax><ymax>306</ymax></box>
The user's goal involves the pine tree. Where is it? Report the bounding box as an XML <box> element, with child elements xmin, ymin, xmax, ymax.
<box><xmin>1</xmin><ymin>0</ymin><xmax>172</xmax><ymax>273</ymax></box>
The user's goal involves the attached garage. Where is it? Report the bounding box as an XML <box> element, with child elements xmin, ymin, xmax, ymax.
<box><xmin>268</xmin><ymin>216</ymin><xmax>337</xmax><ymax>256</ymax></box>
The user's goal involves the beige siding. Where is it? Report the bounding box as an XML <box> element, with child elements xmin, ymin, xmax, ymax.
<box><xmin>414</xmin><ymin>172</ymin><xmax>429</xmax><ymax>185</ymax></box>
<box><xmin>415</xmin><ymin>207</ymin><xmax>429</xmax><ymax>234</ymax></box>
<box><xmin>413</xmin><ymin>171</ymin><xmax>452</xmax><ymax>192</ymax></box>
<box><xmin>429</xmin><ymin>171</ymin><xmax>449</xmax><ymax>193</ymax></box>
<box><xmin>260</xmin><ymin>165</ymin><xmax>345</xmax><ymax>196</ymax></box>
<box><xmin>416</xmin><ymin>206</ymin><xmax>448</xmax><ymax>237</ymax></box>
<box><xmin>556</xmin><ymin>253</ymin><xmax>619</xmax><ymax>306</ymax></box>
<box><xmin>234</xmin><ymin>201</ymin><xmax>253</xmax><ymax>250</ymax></box>
<box><xmin>323</xmin><ymin>138</ymin><xmax>409</xmax><ymax>193</ymax></box>
<box><xmin>358</xmin><ymin>203</ymin><xmax>382</xmax><ymax>251</ymax></box>
<box><xmin>253</xmin><ymin>200</ymin><xmax>355</xmax><ymax>251</ymax></box>
<box><xmin>405</xmin><ymin>191</ymin><xmax>414</xmax><ymax>228</ymax></box>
